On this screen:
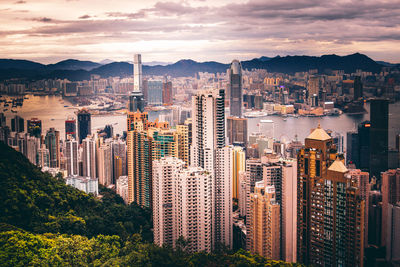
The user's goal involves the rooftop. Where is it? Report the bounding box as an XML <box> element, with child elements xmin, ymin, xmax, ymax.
<box><xmin>328</xmin><ymin>159</ymin><xmax>348</xmax><ymax>173</ymax></box>
<box><xmin>306</xmin><ymin>123</ymin><xmax>332</xmax><ymax>141</ymax></box>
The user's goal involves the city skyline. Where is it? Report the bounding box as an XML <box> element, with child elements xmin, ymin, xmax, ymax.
<box><xmin>1</xmin><ymin>0</ymin><xmax>400</xmax><ymax>64</ymax></box>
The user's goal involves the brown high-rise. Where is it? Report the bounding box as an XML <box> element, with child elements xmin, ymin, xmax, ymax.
<box><xmin>247</xmin><ymin>182</ymin><xmax>280</xmax><ymax>260</ymax></box>
<box><xmin>297</xmin><ymin>125</ymin><xmax>364</xmax><ymax>267</ymax></box>
<box><xmin>227</xmin><ymin>117</ymin><xmax>248</xmax><ymax>146</ymax></box>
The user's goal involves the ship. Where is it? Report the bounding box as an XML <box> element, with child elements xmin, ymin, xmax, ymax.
<box><xmin>244</xmin><ymin>111</ymin><xmax>268</xmax><ymax>118</ymax></box>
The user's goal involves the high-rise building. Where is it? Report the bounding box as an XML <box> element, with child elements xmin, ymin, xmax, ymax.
<box><xmin>228</xmin><ymin>60</ymin><xmax>243</xmax><ymax>117</ymax></box>
<box><xmin>27</xmin><ymin>118</ymin><xmax>42</xmax><ymax>138</ymax></box>
<box><xmin>381</xmin><ymin>169</ymin><xmax>400</xmax><ymax>247</ymax></box>
<box><xmin>82</xmin><ymin>136</ymin><xmax>96</xmax><ymax>179</ymax></box>
<box><xmin>307</xmin><ymin>76</ymin><xmax>319</xmax><ymax>105</ymax></box>
<box><xmin>65</xmin><ymin>117</ymin><xmax>76</xmax><ymax>139</ymax></box>
<box><xmin>297</xmin><ymin>126</ymin><xmax>364</xmax><ymax>267</ymax></box>
<box><xmin>241</xmin><ymin>159</ymin><xmax>263</xmax><ymax>220</ymax></box>
<box><xmin>116</xmin><ymin>176</ymin><xmax>129</xmax><ymax>204</ymax></box>
<box><xmin>176</xmin><ymin>124</ymin><xmax>189</xmax><ymax>166</ymax></box>
<box><xmin>354</xmin><ymin>76</ymin><xmax>363</xmax><ymax>100</ymax></box>
<box><xmin>24</xmin><ymin>134</ymin><xmax>39</xmax><ymax>165</ymax></box>
<box><xmin>11</xmin><ymin>115</ymin><xmax>24</xmax><ymax>133</ymax></box>
<box><xmin>162</xmin><ymin>81</ymin><xmax>173</xmax><ymax>105</ymax></box>
<box><xmin>368</xmin><ymin>190</ymin><xmax>382</xmax><ymax>246</ymax></box>
<box><xmin>347</xmin><ymin>169</ymin><xmax>370</xmax><ymax>249</ymax></box>
<box><xmin>127</xmin><ymin>130</ymin><xmax>153</xmax><ymax>207</ymax></box>
<box><xmin>369</xmin><ymin>99</ymin><xmax>389</xmax><ymax>177</ymax></box>
<box><xmin>346</xmin><ymin>121</ymin><xmax>370</xmax><ymax>169</ymax></box>
<box><xmin>152</xmin><ymin>157</ymin><xmax>213</xmax><ymax>253</ymax></box>
<box><xmin>358</xmin><ymin>121</ymin><xmax>371</xmax><ymax>170</ymax></box>
<box><xmin>190</xmin><ymin>89</ymin><xmax>232</xmax><ymax>249</ymax></box>
<box><xmin>97</xmin><ymin>143</ymin><xmax>113</xmax><ymax>186</ymax></box>
<box><xmin>0</xmin><ymin>113</ymin><xmax>5</xmax><ymax>127</ymax></box>
<box><xmin>147</xmin><ymin>80</ymin><xmax>163</xmax><ymax>106</ymax></box>
<box><xmin>385</xmin><ymin>202</ymin><xmax>400</xmax><ymax>263</ymax></box>
<box><xmin>111</xmin><ymin>139</ymin><xmax>126</xmax><ymax>183</ymax></box>
<box><xmin>44</xmin><ymin>128</ymin><xmax>60</xmax><ymax>168</ymax></box>
<box><xmin>133</xmin><ymin>54</ymin><xmax>142</xmax><ymax>92</ymax></box>
<box><xmin>65</xmin><ymin>138</ymin><xmax>79</xmax><ymax>176</ymax></box>
<box><xmin>37</xmin><ymin>144</ymin><xmax>49</xmax><ymax>168</ymax></box>
<box><xmin>232</xmin><ymin>146</ymin><xmax>245</xmax><ymax>200</ymax></box>
<box><xmin>77</xmin><ymin>109</ymin><xmax>91</xmax><ymax>144</ymax></box>
<box><xmin>129</xmin><ymin>54</ymin><xmax>145</xmax><ymax>112</ymax></box>
<box><xmin>281</xmin><ymin>160</ymin><xmax>297</xmax><ymax>263</ymax></box>
<box><xmin>227</xmin><ymin>117</ymin><xmax>248</xmax><ymax>146</ymax></box>
<box><xmin>247</xmin><ymin>182</ymin><xmax>280</xmax><ymax>260</ymax></box>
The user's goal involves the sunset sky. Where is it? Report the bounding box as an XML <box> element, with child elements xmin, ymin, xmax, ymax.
<box><xmin>1</xmin><ymin>0</ymin><xmax>399</xmax><ymax>64</ymax></box>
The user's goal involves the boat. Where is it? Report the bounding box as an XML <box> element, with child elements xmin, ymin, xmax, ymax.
<box><xmin>3</xmin><ymin>109</ymin><xmax>7</xmax><ymax>112</ymax></box>
<box><xmin>11</xmin><ymin>110</ymin><xmax>17</xmax><ymax>113</ymax></box>
<box><xmin>64</xmin><ymin>105</ymin><xmax>69</xmax><ymax>107</ymax></box>
<box><xmin>244</xmin><ymin>111</ymin><xmax>268</xmax><ymax>118</ymax></box>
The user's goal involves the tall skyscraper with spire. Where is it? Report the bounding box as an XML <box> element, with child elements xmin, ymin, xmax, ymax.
<box><xmin>228</xmin><ymin>60</ymin><xmax>243</xmax><ymax>118</ymax></box>
<box><xmin>129</xmin><ymin>54</ymin><xmax>145</xmax><ymax>112</ymax></box>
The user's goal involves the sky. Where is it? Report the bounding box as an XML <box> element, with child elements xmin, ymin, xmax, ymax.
<box><xmin>0</xmin><ymin>0</ymin><xmax>399</xmax><ymax>64</ymax></box>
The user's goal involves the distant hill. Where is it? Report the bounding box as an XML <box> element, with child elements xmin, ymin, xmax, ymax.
<box><xmin>46</xmin><ymin>59</ymin><xmax>101</xmax><ymax>71</ymax></box>
<box><xmin>0</xmin><ymin>53</ymin><xmax>386</xmax><ymax>81</ymax></box>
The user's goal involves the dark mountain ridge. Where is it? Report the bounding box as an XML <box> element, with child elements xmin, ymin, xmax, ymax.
<box><xmin>0</xmin><ymin>53</ymin><xmax>385</xmax><ymax>81</ymax></box>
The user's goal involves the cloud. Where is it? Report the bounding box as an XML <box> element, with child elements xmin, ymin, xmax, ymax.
<box><xmin>79</xmin><ymin>14</ymin><xmax>91</xmax><ymax>19</ymax></box>
<box><xmin>32</xmin><ymin>17</ymin><xmax>53</xmax><ymax>23</ymax></box>
<box><xmin>1</xmin><ymin>0</ymin><xmax>400</xmax><ymax>63</ymax></box>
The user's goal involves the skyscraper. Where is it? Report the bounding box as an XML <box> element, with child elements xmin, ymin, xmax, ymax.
<box><xmin>44</xmin><ymin>128</ymin><xmax>60</xmax><ymax>168</ymax></box>
<box><xmin>129</xmin><ymin>54</ymin><xmax>145</xmax><ymax>112</ymax></box>
<box><xmin>147</xmin><ymin>80</ymin><xmax>163</xmax><ymax>106</ymax></box>
<box><xmin>65</xmin><ymin>138</ymin><xmax>78</xmax><ymax>176</ymax></box>
<box><xmin>0</xmin><ymin>113</ymin><xmax>5</xmax><ymax>127</ymax></box>
<box><xmin>162</xmin><ymin>81</ymin><xmax>173</xmax><ymax>105</ymax></box>
<box><xmin>232</xmin><ymin>146</ymin><xmax>245</xmax><ymax>200</ymax></box>
<box><xmin>228</xmin><ymin>60</ymin><xmax>243</xmax><ymax>117</ymax></box>
<box><xmin>354</xmin><ymin>76</ymin><xmax>363</xmax><ymax>100</ymax></box>
<box><xmin>247</xmin><ymin>182</ymin><xmax>280</xmax><ymax>260</ymax></box>
<box><xmin>97</xmin><ymin>143</ymin><xmax>113</xmax><ymax>186</ymax></box>
<box><xmin>11</xmin><ymin>115</ymin><xmax>24</xmax><ymax>133</ymax></box>
<box><xmin>134</xmin><ymin>54</ymin><xmax>142</xmax><ymax>92</ymax></box>
<box><xmin>27</xmin><ymin>118</ymin><xmax>42</xmax><ymax>138</ymax></box>
<box><xmin>227</xmin><ymin>117</ymin><xmax>248</xmax><ymax>146</ymax></box>
<box><xmin>77</xmin><ymin>108</ymin><xmax>91</xmax><ymax>144</ymax></box>
<box><xmin>111</xmin><ymin>139</ymin><xmax>126</xmax><ymax>183</ymax></box>
<box><xmin>370</xmin><ymin>99</ymin><xmax>389</xmax><ymax>177</ymax></box>
<box><xmin>297</xmin><ymin>126</ymin><xmax>364</xmax><ymax>267</ymax></box>
<box><xmin>176</xmin><ymin>124</ymin><xmax>189</xmax><ymax>166</ymax></box>
<box><xmin>190</xmin><ymin>89</ymin><xmax>233</xmax><ymax>249</ymax></box>
<box><xmin>153</xmin><ymin>157</ymin><xmax>213</xmax><ymax>253</ymax></box>
<box><xmin>65</xmin><ymin>117</ymin><xmax>76</xmax><ymax>139</ymax></box>
<box><xmin>82</xmin><ymin>136</ymin><xmax>96</xmax><ymax>179</ymax></box>
<box><xmin>385</xmin><ymin>203</ymin><xmax>400</xmax><ymax>263</ymax></box>
<box><xmin>127</xmin><ymin>130</ymin><xmax>153</xmax><ymax>207</ymax></box>
<box><xmin>381</xmin><ymin>169</ymin><xmax>400</xmax><ymax>247</ymax></box>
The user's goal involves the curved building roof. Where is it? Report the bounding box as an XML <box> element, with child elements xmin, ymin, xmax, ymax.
<box><xmin>230</xmin><ymin>59</ymin><xmax>242</xmax><ymax>75</ymax></box>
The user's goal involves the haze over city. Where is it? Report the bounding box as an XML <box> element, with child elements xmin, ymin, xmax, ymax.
<box><xmin>1</xmin><ymin>0</ymin><xmax>400</xmax><ymax>63</ymax></box>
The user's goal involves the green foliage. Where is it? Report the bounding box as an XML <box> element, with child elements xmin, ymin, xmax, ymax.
<box><xmin>0</xmin><ymin>142</ymin><xmax>152</xmax><ymax>241</ymax></box>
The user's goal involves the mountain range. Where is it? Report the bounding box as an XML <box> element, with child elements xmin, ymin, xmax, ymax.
<box><xmin>0</xmin><ymin>53</ymin><xmax>396</xmax><ymax>81</ymax></box>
